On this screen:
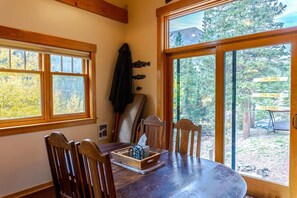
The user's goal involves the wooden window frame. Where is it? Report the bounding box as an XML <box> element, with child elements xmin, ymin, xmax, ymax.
<box><xmin>0</xmin><ymin>50</ymin><xmax>44</xmax><ymax>126</ymax></box>
<box><xmin>0</xmin><ymin>25</ymin><xmax>97</xmax><ymax>137</ymax></box>
<box><xmin>48</xmin><ymin>55</ymin><xmax>90</xmax><ymax>120</ymax></box>
<box><xmin>157</xmin><ymin>0</ymin><xmax>297</xmax><ymax>197</ymax></box>
<box><xmin>156</xmin><ymin>0</ymin><xmax>235</xmax><ymax>149</ymax></box>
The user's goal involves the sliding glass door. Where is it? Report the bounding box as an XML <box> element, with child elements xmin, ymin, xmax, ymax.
<box><xmin>167</xmin><ymin>33</ymin><xmax>297</xmax><ymax>197</ymax></box>
<box><xmin>218</xmin><ymin>34</ymin><xmax>297</xmax><ymax>197</ymax></box>
<box><xmin>225</xmin><ymin>43</ymin><xmax>291</xmax><ymax>183</ymax></box>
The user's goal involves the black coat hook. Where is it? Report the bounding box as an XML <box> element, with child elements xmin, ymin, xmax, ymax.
<box><xmin>132</xmin><ymin>74</ymin><xmax>146</xmax><ymax>80</ymax></box>
<box><xmin>132</xmin><ymin>60</ymin><xmax>150</xmax><ymax>68</ymax></box>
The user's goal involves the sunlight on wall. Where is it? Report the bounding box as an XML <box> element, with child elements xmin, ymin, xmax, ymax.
<box><xmin>0</xmin><ymin>0</ymin><xmax>125</xmax><ymax>196</ymax></box>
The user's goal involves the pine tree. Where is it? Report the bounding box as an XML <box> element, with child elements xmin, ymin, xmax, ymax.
<box><xmin>200</xmin><ymin>0</ymin><xmax>288</xmax><ymax>139</ymax></box>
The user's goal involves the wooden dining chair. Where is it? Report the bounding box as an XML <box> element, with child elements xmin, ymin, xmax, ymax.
<box><xmin>76</xmin><ymin>139</ymin><xmax>116</xmax><ymax>198</ymax></box>
<box><xmin>45</xmin><ymin>132</ymin><xmax>82</xmax><ymax>198</ymax></box>
<box><xmin>140</xmin><ymin>115</ymin><xmax>166</xmax><ymax>148</ymax></box>
<box><xmin>171</xmin><ymin>119</ymin><xmax>202</xmax><ymax>157</ymax></box>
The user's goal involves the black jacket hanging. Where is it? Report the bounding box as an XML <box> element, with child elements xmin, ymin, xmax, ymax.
<box><xmin>109</xmin><ymin>43</ymin><xmax>133</xmax><ymax>113</ymax></box>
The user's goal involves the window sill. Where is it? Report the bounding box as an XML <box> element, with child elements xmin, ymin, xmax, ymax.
<box><xmin>0</xmin><ymin>118</ymin><xmax>96</xmax><ymax>137</ymax></box>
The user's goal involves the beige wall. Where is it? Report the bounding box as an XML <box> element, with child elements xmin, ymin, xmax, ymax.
<box><xmin>0</xmin><ymin>0</ymin><xmax>126</xmax><ymax>196</ymax></box>
<box><xmin>126</xmin><ymin>0</ymin><xmax>163</xmax><ymax>117</ymax></box>
<box><xmin>0</xmin><ymin>0</ymin><xmax>178</xmax><ymax>196</ymax></box>
<box><xmin>125</xmin><ymin>0</ymin><xmax>177</xmax><ymax>117</ymax></box>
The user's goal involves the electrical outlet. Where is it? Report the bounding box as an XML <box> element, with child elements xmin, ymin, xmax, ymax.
<box><xmin>98</xmin><ymin>124</ymin><xmax>108</xmax><ymax>140</ymax></box>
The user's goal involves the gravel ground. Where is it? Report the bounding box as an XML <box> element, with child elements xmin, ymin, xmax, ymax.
<box><xmin>200</xmin><ymin>128</ymin><xmax>289</xmax><ymax>185</ymax></box>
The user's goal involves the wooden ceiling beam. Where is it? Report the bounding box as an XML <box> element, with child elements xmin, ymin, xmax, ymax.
<box><xmin>55</xmin><ymin>0</ymin><xmax>128</xmax><ymax>23</ymax></box>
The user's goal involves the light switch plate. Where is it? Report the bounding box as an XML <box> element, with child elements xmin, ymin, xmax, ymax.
<box><xmin>98</xmin><ymin>124</ymin><xmax>108</xmax><ymax>140</ymax></box>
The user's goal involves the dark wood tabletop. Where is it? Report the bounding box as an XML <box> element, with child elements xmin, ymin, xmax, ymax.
<box><xmin>99</xmin><ymin>143</ymin><xmax>247</xmax><ymax>198</ymax></box>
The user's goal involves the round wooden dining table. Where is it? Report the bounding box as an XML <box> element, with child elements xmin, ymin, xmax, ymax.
<box><xmin>99</xmin><ymin>143</ymin><xmax>247</xmax><ymax>198</ymax></box>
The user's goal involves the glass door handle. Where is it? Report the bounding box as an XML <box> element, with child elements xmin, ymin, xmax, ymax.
<box><xmin>292</xmin><ymin>114</ymin><xmax>297</xmax><ymax>129</ymax></box>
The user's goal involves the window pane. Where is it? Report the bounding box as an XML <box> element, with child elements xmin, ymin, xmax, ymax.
<box><xmin>26</xmin><ymin>51</ymin><xmax>39</xmax><ymax>71</ymax></box>
<box><xmin>51</xmin><ymin>55</ymin><xmax>61</xmax><ymax>72</ymax></box>
<box><xmin>169</xmin><ymin>0</ymin><xmax>297</xmax><ymax>48</ymax></box>
<box><xmin>73</xmin><ymin>58</ymin><xmax>83</xmax><ymax>74</ymax></box>
<box><xmin>0</xmin><ymin>48</ymin><xmax>9</xmax><ymax>69</ymax></box>
<box><xmin>224</xmin><ymin>44</ymin><xmax>291</xmax><ymax>185</ymax></box>
<box><xmin>62</xmin><ymin>56</ymin><xmax>72</xmax><ymax>73</ymax></box>
<box><xmin>11</xmin><ymin>49</ymin><xmax>25</xmax><ymax>70</ymax></box>
<box><xmin>53</xmin><ymin>75</ymin><xmax>85</xmax><ymax>115</ymax></box>
<box><xmin>173</xmin><ymin>55</ymin><xmax>216</xmax><ymax>160</ymax></box>
<box><xmin>0</xmin><ymin>72</ymin><xmax>41</xmax><ymax>120</ymax></box>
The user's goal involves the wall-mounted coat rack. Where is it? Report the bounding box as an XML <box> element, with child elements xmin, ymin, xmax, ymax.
<box><xmin>136</xmin><ymin>86</ymin><xmax>142</xmax><ymax>91</ymax></box>
<box><xmin>132</xmin><ymin>74</ymin><xmax>146</xmax><ymax>80</ymax></box>
<box><xmin>132</xmin><ymin>60</ymin><xmax>150</xmax><ymax>91</ymax></box>
<box><xmin>132</xmin><ymin>60</ymin><xmax>150</xmax><ymax>68</ymax></box>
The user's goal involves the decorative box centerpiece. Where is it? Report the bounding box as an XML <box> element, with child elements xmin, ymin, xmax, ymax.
<box><xmin>111</xmin><ymin>134</ymin><xmax>161</xmax><ymax>170</ymax></box>
<box><xmin>111</xmin><ymin>147</ymin><xmax>161</xmax><ymax>170</ymax></box>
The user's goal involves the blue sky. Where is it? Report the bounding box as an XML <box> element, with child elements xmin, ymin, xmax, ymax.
<box><xmin>170</xmin><ymin>0</ymin><xmax>297</xmax><ymax>32</ymax></box>
<box><xmin>276</xmin><ymin>0</ymin><xmax>297</xmax><ymax>27</ymax></box>
<box><xmin>170</xmin><ymin>11</ymin><xmax>204</xmax><ymax>32</ymax></box>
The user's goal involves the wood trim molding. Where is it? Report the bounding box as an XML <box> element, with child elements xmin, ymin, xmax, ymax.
<box><xmin>289</xmin><ymin>35</ymin><xmax>297</xmax><ymax>198</ymax></box>
<box><xmin>156</xmin><ymin>16</ymin><xmax>166</xmax><ymax>120</ymax></box>
<box><xmin>156</xmin><ymin>0</ymin><xmax>233</xmax><ymax>17</ymax></box>
<box><xmin>55</xmin><ymin>0</ymin><xmax>128</xmax><ymax>23</ymax></box>
<box><xmin>215</xmin><ymin>45</ymin><xmax>225</xmax><ymax>164</ymax></box>
<box><xmin>164</xmin><ymin>26</ymin><xmax>297</xmax><ymax>55</ymax></box>
<box><xmin>2</xmin><ymin>181</ymin><xmax>53</xmax><ymax>198</ymax></box>
<box><xmin>0</xmin><ymin>25</ymin><xmax>96</xmax><ymax>53</ymax></box>
<box><xmin>90</xmin><ymin>52</ymin><xmax>97</xmax><ymax>119</ymax></box>
<box><xmin>243</xmin><ymin>176</ymin><xmax>289</xmax><ymax>197</ymax></box>
<box><xmin>0</xmin><ymin>118</ymin><xmax>96</xmax><ymax>137</ymax></box>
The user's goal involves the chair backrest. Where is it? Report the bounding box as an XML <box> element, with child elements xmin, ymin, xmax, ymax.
<box><xmin>140</xmin><ymin>115</ymin><xmax>166</xmax><ymax>148</ymax></box>
<box><xmin>77</xmin><ymin>139</ymin><xmax>116</xmax><ymax>198</ymax></box>
<box><xmin>171</xmin><ymin>119</ymin><xmax>202</xmax><ymax>157</ymax></box>
<box><xmin>45</xmin><ymin>132</ymin><xmax>82</xmax><ymax>198</ymax></box>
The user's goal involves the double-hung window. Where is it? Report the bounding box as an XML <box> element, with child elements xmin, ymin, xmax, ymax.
<box><xmin>50</xmin><ymin>55</ymin><xmax>88</xmax><ymax>117</ymax></box>
<box><xmin>0</xmin><ymin>25</ymin><xmax>96</xmax><ymax>135</ymax></box>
